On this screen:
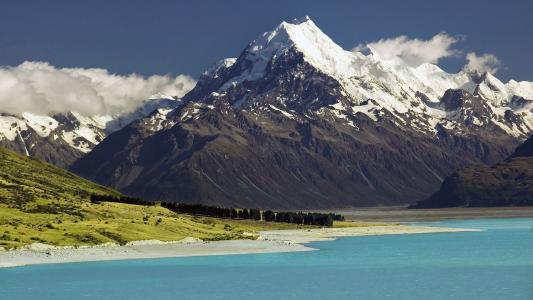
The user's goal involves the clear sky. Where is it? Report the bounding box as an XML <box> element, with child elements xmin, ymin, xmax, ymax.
<box><xmin>1</xmin><ymin>0</ymin><xmax>532</xmax><ymax>81</ymax></box>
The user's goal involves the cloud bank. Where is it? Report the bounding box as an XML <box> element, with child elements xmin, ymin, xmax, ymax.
<box><xmin>354</xmin><ymin>33</ymin><xmax>502</xmax><ymax>75</ymax></box>
<box><xmin>353</xmin><ymin>32</ymin><xmax>460</xmax><ymax>67</ymax></box>
<box><xmin>0</xmin><ymin>61</ymin><xmax>196</xmax><ymax>116</ymax></box>
<box><xmin>463</xmin><ymin>52</ymin><xmax>501</xmax><ymax>74</ymax></box>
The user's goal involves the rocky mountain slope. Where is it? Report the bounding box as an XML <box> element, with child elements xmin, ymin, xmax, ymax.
<box><xmin>0</xmin><ymin>95</ymin><xmax>182</xmax><ymax>167</ymax></box>
<box><xmin>71</xmin><ymin>17</ymin><xmax>533</xmax><ymax>209</ymax></box>
<box><xmin>413</xmin><ymin>136</ymin><xmax>533</xmax><ymax>207</ymax></box>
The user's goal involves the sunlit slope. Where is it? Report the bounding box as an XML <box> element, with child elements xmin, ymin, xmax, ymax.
<box><xmin>0</xmin><ymin>147</ymin><xmax>303</xmax><ymax>249</ymax></box>
<box><xmin>0</xmin><ymin>147</ymin><xmax>119</xmax><ymax>205</ymax></box>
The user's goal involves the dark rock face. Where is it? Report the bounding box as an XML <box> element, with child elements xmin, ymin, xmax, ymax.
<box><xmin>71</xmin><ymin>93</ymin><xmax>520</xmax><ymax>209</ymax></box>
<box><xmin>509</xmin><ymin>135</ymin><xmax>533</xmax><ymax>158</ymax></box>
<box><xmin>441</xmin><ymin>89</ymin><xmax>469</xmax><ymax>111</ymax></box>
<box><xmin>414</xmin><ymin>136</ymin><xmax>533</xmax><ymax>208</ymax></box>
<box><xmin>509</xmin><ymin>95</ymin><xmax>533</xmax><ymax>109</ymax></box>
<box><xmin>440</xmin><ymin>89</ymin><xmax>495</xmax><ymax>128</ymax></box>
<box><xmin>437</xmin><ymin>89</ymin><xmax>531</xmax><ymax>138</ymax></box>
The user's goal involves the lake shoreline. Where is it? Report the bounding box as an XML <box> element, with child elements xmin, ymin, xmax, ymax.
<box><xmin>318</xmin><ymin>206</ymin><xmax>533</xmax><ymax>222</ymax></box>
<box><xmin>0</xmin><ymin>224</ymin><xmax>479</xmax><ymax>269</ymax></box>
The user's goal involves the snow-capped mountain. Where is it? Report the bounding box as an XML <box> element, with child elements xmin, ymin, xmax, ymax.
<box><xmin>0</xmin><ymin>94</ymin><xmax>182</xmax><ymax>167</ymax></box>
<box><xmin>187</xmin><ymin>16</ymin><xmax>531</xmax><ymax>137</ymax></box>
<box><xmin>72</xmin><ymin>17</ymin><xmax>532</xmax><ymax>208</ymax></box>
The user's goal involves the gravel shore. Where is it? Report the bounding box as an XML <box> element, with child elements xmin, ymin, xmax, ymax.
<box><xmin>0</xmin><ymin>224</ymin><xmax>478</xmax><ymax>268</ymax></box>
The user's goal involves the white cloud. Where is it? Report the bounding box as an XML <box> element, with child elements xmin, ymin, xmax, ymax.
<box><xmin>463</xmin><ymin>52</ymin><xmax>501</xmax><ymax>74</ymax></box>
<box><xmin>353</xmin><ymin>32</ymin><xmax>460</xmax><ymax>67</ymax></box>
<box><xmin>0</xmin><ymin>61</ymin><xmax>196</xmax><ymax>116</ymax></box>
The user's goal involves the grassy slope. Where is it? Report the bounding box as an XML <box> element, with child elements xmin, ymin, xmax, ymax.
<box><xmin>0</xmin><ymin>147</ymin><xmax>120</xmax><ymax>205</ymax></box>
<box><xmin>0</xmin><ymin>202</ymin><xmax>306</xmax><ymax>250</ymax></box>
<box><xmin>0</xmin><ymin>148</ymin><xmax>355</xmax><ymax>250</ymax></box>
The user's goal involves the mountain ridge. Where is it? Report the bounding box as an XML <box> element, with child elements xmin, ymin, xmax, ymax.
<box><xmin>0</xmin><ymin>95</ymin><xmax>183</xmax><ymax>167</ymax></box>
<box><xmin>413</xmin><ymin>135</ymin><xmax>533</xmax><ymax>208</ymax></box>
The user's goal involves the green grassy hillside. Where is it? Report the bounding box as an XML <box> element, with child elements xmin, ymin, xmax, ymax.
<box><xmin>0</xmin><ymin>148</ymin><xmax>310</xmax><ymax>250</ymax></box>
<box><xmin>0</xmin><ymin>147</ymin><xmax>120</xmax><ymax>206</ymax></box>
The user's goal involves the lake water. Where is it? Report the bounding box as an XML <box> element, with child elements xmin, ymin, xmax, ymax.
<box><xmin>1</xmin><ymin>218</ymin><xmax>532</xmax><ymax>300</ymax></box>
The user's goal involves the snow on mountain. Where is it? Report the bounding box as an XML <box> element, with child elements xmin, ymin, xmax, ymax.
<box><xmin>203</xmin><ymin>58</ymin><xmax>237</xmax><ymax>79</ymax></box>
<box><xmin>2</xmin><ymin>16</ymin><xmax>532</xmax><ymax>168</ymax></box>
<box><xmin>507</xmin><ymin>80</ymin><xmax>533</xmax><ymax>102</ymax></box>
<box><xmin>21</xmin><ymin>112</ymin><xmax>59</xmax><ymax>137</ymax></box>
<box><xmin>0</xmin><ymin>116</ymin><xmax>28</xmax><ymax>141</ymax></box>
<box><xmin>473</xmin><ymin>72</ymin><xmax>533</xmax><ymax>105</ymax></box>
<box><xmin>0</xmin><ymin>93</ymin><xmax>184</xmax><ymax>163</ymax></box>
<box><xmin>201</xmin><ymin>16</ymin><xmax>533</xmax><ymax>137</ymax></box>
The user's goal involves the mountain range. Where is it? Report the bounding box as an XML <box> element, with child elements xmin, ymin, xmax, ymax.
<box><xmin>0</xmin><ymin>94</ymin><xmax>181</xmax><ymax>167</ymax></box>
<box><xmin>68</xmin><ymin>17</ymin><xmax>533</xmax><ymax>209</ymax></box>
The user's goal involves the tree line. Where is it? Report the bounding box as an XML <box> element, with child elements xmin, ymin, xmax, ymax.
<box><xmin>90</xmin><ymin>194</ymin><xmax>345</xmax><ymax>227</ymax></box>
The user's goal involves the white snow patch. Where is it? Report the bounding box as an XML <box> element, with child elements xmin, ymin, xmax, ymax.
<box><xmin>21</xmin><ymin>112</ymin><xmax>58</xmax><ymax>138</ymax></box>
<box><xmin>61</xmin><ymin>131</ymin><xmax>91</xmax><ymax>153</ymax></box>
<box><xmin>269</xmin><ymin>104</ymin><xmax>294</xmax><ymax>118</ymax></box>
<box><xmin>0</xmin><ymin>116</ymin><xmax>27</xmax><ymax>141</ymax></box>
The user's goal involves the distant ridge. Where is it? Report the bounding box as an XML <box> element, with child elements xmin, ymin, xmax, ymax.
<box><xmin>0</xmin><ymin>95</ymin><xmax>182</xmax><ymax>168</ymax></box>
<box><xmin>413</xmin><ymin>136</ymin><xmax>533</xmax><ymax>208</ymax></box>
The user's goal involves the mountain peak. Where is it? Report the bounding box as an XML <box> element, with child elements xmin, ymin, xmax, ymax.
<box><xmin>250</xmin><ymin>16</ymin><xmax>331</xmax><ymax>55</ymax></box>
<box><xmin>284</xmin><ymin>16</ymin><xmax>312</xmax><ymax>25</ymax></box>
<box><xmin>416</xmin><ymin>62</ymin><xmax>446</xmax><ymax>74</ymax></box>
<box><xmin>471</xmin><ymin>71</ymin><xmax>509</xmax><ymax>105</ymax></box>
<box><xmin>215</xmin><ymin>17</ymin><xmax>352</xmax><ymax>91</ymax></box>
<box><xmin>481</xmin><ymin>72</ymin><xmax>503</xmax><ymax>85</ymax></box>
<box><xmin>239</xmin><ymin>17</ymin><xmax>355</xmax><ymax>79</ymax></box>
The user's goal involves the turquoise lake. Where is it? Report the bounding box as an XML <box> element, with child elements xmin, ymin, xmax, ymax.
<box><xmin>1</xmin><ymin>218</ymin><xmax>532</xmax><ymax>299</ymax></box>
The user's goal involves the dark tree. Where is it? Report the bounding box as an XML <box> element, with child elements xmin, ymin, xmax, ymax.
<box><xmin>90</xmin><ymin>194</ymin><xmax>341</xmax><ymax>227</ymax></box>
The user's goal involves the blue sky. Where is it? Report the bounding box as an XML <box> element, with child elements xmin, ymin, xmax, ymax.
<box><xmin>1</xmin><ymin>0</ymin><xmax>532</xmax><ymax>81</ymax></box>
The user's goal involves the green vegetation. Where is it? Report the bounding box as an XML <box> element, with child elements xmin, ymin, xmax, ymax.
<box><xmin>0</xmin><ymin>147</ymin><xmax>120</xmax><ymax>207</ymax></box>
<box><xmin>0</xmin><ymin>201</ymin><xmax>307</xmax><ymax>250</ymax></box>
<box><xmin>0</xmin><ymin>147</ymin><xmax>360</xmax><ymax>250</ymax></box>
